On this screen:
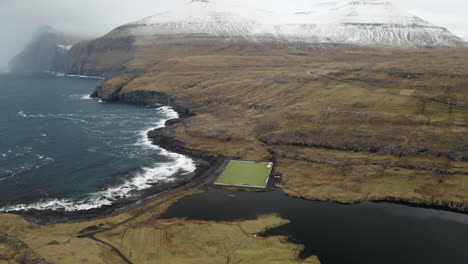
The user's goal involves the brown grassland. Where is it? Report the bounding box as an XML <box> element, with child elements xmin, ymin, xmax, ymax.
<box><xmin>1</xmin><ymin>35</ymin><xmax>467</xmax><ymax>263</ymax></box>
<box><xmin>0</xmin><ymin>189</ymin><xmax>320</xmax><ymax>263</ymax></box>
<box><xmin>100</xmin><ymin>37</ymin><xmax>468</xmax><ymax>209</ymax></box>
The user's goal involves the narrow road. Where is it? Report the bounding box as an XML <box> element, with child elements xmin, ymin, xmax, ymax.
<box><xmin>78</xmin><ymin>157</ymin><xmax>228</xmax><ymax>264</ymax></box>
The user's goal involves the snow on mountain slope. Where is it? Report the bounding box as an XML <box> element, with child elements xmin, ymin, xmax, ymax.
<box><xmin>109</xmin><ymin>0</ymin><xmax>276</xmax><ymax>39</ymax></box>
<box><xmin>314</xmin><ymin>0</ymin><xmax>432</xmax><ymax>25</ymax></box>
<box><xmin>278</xmin><ymin>0</ymin><xmax>465</xmax><ymax>46</ymax></box>
<box><xmin>107</xmin><ymin>0</ymin><xmax>464</xmax><ymax>47</ymax></box>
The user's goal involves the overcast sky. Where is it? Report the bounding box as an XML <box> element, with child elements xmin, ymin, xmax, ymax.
<box><xmin>0</xmin><ymin>0</ymin><xmax>467</xmax><ymax>68</ymax></box>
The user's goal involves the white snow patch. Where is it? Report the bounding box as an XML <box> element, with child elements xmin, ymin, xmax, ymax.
<box><xmin>57</xmin><ymin>44</ymin><xmax>73</xmax><ymax>52</ymax></box>
<box><xmin>109</xmin><ymin>0</ymin><xmax>464</xmax><ymax>47</ymax></box>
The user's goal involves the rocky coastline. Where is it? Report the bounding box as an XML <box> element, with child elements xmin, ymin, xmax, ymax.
<box><xmin>7</xmin><ymin>45</ymin><xmax>468</xmax><ymax>222</ymax></box>
<box><xmin>8</xmin><ymin>90</ymin><xmax>223</xmax><ymax>225</ymax></box>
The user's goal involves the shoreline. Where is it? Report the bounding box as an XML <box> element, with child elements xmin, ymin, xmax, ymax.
<box><xmin>3</xmin><ymin>86</ymin><xmax>467</xmax><ymax>224</ymax></box>
<box><xmin>108</xmin><ymin>90</ymin><xmax>468</xmax><ymax>215</ymax></box>
<box><xmin>3</xmin><ymin>89</ymin><xmax>224</xmax><ymax>224</ymax></box>
<box><xmin>10</xmin><ymin>118</ymin><xmax>224</xmax><ymax>225</ymax></box>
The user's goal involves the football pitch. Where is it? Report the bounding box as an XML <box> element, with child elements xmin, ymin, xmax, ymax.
<box><xmin>215</xmin><ymin>160</ymin><xmax>272</xmax><ymax>188</ymax></box>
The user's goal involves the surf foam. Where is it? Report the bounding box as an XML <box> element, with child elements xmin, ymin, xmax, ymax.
<box><xmin>44</xmin><ymin>71</ymin><xmax>105</xmax><ymax>80</ymax></box>
<box><xmin>0</xmin><ymin>106</ymin><xmax>196</xmax><ymax>212</ymax></box>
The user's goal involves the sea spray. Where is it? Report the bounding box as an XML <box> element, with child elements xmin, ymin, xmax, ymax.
<box><xmin>1</xmin><ymin>106</ymin><xmax>196</xmax><ymax>212</ymax></box>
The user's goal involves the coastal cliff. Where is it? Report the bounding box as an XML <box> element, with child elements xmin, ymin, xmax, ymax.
<box><xmin>66</xmin><ymin>35</ymin><xmax>134</xmax><ymax>77</ymax></box>
<box><xmin>8</xmin><ymin>25</ymin><xmax>133</xmax><ymax>77</ymax></box>
<box><xmin>8</xmin><ymin>26</ymin><xmax>87</xmax><ymax>73</ymax></box>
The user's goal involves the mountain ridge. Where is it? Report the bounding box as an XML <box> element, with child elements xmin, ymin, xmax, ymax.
<box><xmin>106</xmin><ymin>0</ymin><xmax>465</xmax><ymax>47</ymax></box>
<box><xmin>278</xmin><ymin>0</ymin><xmax>464</xmax><ymax>46</ymax></box>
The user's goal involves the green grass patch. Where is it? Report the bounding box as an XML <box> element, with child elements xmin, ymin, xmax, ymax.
<box><xmin>215</xmin><ymin>160</ymin><xmax>272</xmax><ymax>188</ymax></box>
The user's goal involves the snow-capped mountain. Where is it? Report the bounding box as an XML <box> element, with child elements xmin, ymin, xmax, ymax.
<box><xmin>108</xmin><ymin>0</ymin><xmax>276</xmax><ymax>40</ymax></box>
<box><xmin>107</xmin><ymin>0</ymin><xmax>464</xmax><ymax>47</ymax></box>
<box><xmin>279</xmin><ymin>0</ymin><xmax>465</xmax><ymax>46</ymax></box>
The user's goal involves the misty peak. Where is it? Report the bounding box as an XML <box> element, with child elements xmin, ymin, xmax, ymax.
<box><xmin>36</xmin><ymin>25</ymin><xmax>56</xmax><ymax>34</ymax></box>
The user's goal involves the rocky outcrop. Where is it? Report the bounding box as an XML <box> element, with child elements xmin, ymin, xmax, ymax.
<box><xmin>0</xmin><ymin>230</ymin><xmax>52</xmax><ymax>264</ymax></box>
<box><xmin>8</xmin><ymin>25</ymin><xmax>86</xmax><ymax>73</ymax></box>
<box><xmin>91</xmin><ymin>77</ymin><xmax>193</xmax><ymax>116</ymax></box>
<box><xmin>66</xmin><ymin>35</ymin><xmax>134</xmax><ymax>77</ymax></box>
<box><xmin>8</xmin><ymin>25</ymin><xmax>133</xmax><ymax>77</ymax></box>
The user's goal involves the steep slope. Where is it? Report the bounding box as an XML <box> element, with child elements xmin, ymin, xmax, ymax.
<box><xmin>9</xmin><ymin>0</ymin><xmax>466</xmax><ymax>77</ymax></box>
<box><xmin>280</xmin><ymin>0</ymin><xmax>465</xmax><ymax>47</ymax></box>
<box><xmin>60</xmin><ymin>0</ymin><xmax>464</xmax><ymax>77</ymax></box>
<box><xmin>107</xmin><ymin>0</ymin><xmax>275</xmax><ymax>40</ymax></box>
<box><xmin>65</xmin><ymin>0</ymin><xmax>278</xmax><ymax>77</ymax></box>
<box><xmin>65</xmin><ymin>35</ymin><xmax>134</xmax><ymax>77</ymax></box>
<box><xmin>105</xmin><ymin>0</ymin><xmax>463</xmax><ymax>47</ymax></box>
<box><xmin>8</xmin><ymin>25</ymin><xmax>87</xmax><ymax>73</ymax></box>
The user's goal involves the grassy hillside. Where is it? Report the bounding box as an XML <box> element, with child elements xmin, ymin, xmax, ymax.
<box><xmin>95</xmin><ymin>41</ymin><xmax>468</xmax><ymax>210</ymax></box>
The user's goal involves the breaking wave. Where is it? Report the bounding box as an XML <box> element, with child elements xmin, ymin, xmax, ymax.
<box><xmin>1</xmin><ymin>106</ymin><xmax>196</xmax><ymax>212</ymax></box>
<box><xmin>45</xmin><ymin>71</ymin><xmax>105</xmax><ymax>80</ymax></box>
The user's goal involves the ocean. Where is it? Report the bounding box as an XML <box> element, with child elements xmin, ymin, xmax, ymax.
<box><xmin>0</xmin><ymin>73</ymin><xmax>195</xmax><ymax>211</ymax></box>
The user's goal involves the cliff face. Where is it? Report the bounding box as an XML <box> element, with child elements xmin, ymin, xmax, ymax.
<box><xmin>66</xmin><ymin>35</ymin><xmax>135</xmax><ymax>77</ymax></box>
<box><xmin>9</xmin><ymin>25</ymin><xmax>134</xmax><ymax>77</ymax></box>
<box><xmin>8</xmin><ymin>26</ymin><xmax>86</xmax><ymax>73</ymax></box>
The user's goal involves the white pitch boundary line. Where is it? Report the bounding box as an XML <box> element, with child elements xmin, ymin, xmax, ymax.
<box><xmin>214</xmin><ymin>182</ymin><xmax>268</xmax><ymax>189</ymax></box>
<box><xmin>214</xmin><ymin>164</ymin><xmax>273</xmax><ymax>189</ymax></box>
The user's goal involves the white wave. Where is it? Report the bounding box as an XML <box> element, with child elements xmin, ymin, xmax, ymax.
<box><xmin>44</xmin><ymin>70</ymin><xmax>105</xmax><ymax>80</ymax></box>
<box><xmin>66</xmin><ymin>74</ymin><xmax>105</xmax><ymax>80</ymax></box>
<box><xmin>17</xmin><ymin>111</ymin><xmax>46</xmax><ymax>118</ymax></box>
<box><xmin>0</xmin><ymin>174</ymin><xmax>17</xmax><ymax>182</ymax></box>
<box><xmin>69</xmin><ymin>94</ymin><xmax>94</xmax><ymax>100</ymax></box>
<box><xmin>136</xmin><ymin>106</ymin><xmax>179</xmax><ymax>150</ymax></box>
<box><xmin>0</xmin><ymin>106</ymin><xmax>196</xmax><ymax>212</ymax></box>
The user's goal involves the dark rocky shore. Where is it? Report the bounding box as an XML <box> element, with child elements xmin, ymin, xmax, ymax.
<box><xmin>9</xmin><ymin>90</ymin><xmax>224</xmax><ymax>225</ymax></box>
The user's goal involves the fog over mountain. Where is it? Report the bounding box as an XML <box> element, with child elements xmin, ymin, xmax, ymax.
<box><xmin>0</xmin><ymin>0</ymin><xmax>467</xmax><ymax>70</ymax></box>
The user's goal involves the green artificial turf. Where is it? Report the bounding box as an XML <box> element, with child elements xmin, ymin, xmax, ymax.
<box><xmin>215</xmin><ymin>160</ymin><xmax>272</xmax><ymax>188</ymax></box>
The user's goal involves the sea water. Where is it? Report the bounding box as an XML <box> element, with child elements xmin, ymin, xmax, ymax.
<box><xmin>0</xmin><ymin>73</ymin><xmax>195</xmax><ymax>211</ymax></box>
